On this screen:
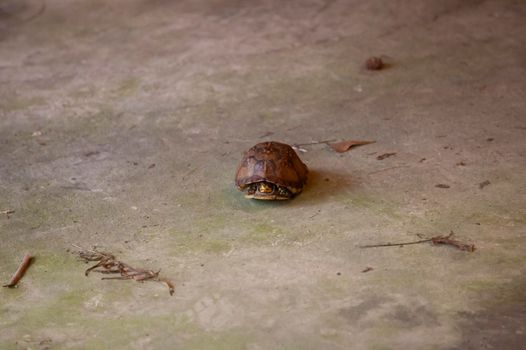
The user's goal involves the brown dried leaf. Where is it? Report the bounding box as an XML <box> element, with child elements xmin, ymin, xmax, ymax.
<box><xmin>431</xmin><ymin>232</ymin><xmax>476</xmax><ymax>252</ymax></box>
<box><xmin>329</xmin><ymin>140</ymin><xmax>375</xmax><ymax>153</ymax></box>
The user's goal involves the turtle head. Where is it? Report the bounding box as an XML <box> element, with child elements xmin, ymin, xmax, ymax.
<box><xmin>243</xmin><ymin>182</ymin><xmax>292</xmax><ymax>200</ymax></box>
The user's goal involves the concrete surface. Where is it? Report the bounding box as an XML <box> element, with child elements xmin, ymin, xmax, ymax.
<box><xmin>1</xmin><ymin>0</ymin><xmax>525</xmax><ymax>349</ymax></box>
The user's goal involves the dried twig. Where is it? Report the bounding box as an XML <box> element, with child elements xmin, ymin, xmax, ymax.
<box><xmin>292</xmin><ymin>139</ymin><xmax>375</xmax><ymax>153</ymax></box>
<box><xmin>329</xmin><ymin>140</ymin><xmax>375</xmax><ymax>153</ymax></box>
<box><xmin>376</xmin><ymin>152</ymin><xmax>396</xmax><ymax>160</ymax></box>
<box><xmin>292</xmin><ymin>140</ymin><xmax>336</xmax><ymax>153</ymax></box>
<box><xmin>359</xmin><ymin>238</ymin><xmax>432</xmax><ymax>248</ymax></box>
<box><xmin>73</xmin><ymin>245</ymin><xmax>175</xmax><ymax>296</ymax></box>
<box><xmin>367</xmin><ymin>165</ymin><xmax>409</xmax><ymax>175</ymax></box>
<box><xmin>359</xmin><ymin>231</ymin><xmax>476</xmax><ymax>252</ymax></box>
<box><xmin>3</xmin><ymin>253</ymin><xmax>34</xmax><ymax>288</ymax></box>
<box><xmin>293</xmin><ymin>140</ymin><xmax>337</xmax><ymax>147</ymax></box>
<box><xmin>1</xmin><ymin>209</ymin><xmax>15</xmax><ymax>219</ymax></box>
<box><xmin>259</xmin><ymin>131</ymin><xmax>274</xmax><ymax>138</ymax></box>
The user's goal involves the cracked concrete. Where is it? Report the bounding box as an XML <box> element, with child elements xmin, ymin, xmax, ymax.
<box><xmin>1</xmin><ymin>0</ymin><xmax>525</xmax><ymax>349</ymax></box>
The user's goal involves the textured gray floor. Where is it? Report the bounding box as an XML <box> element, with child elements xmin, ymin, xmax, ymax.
<box><xmin>1</xmin><ymin>0</ymin><xmax>525</xmax><ymax>349</ymax></box>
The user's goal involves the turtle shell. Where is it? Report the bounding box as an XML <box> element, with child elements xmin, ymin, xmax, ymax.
<box><xmin>235</xmin><ymin>141</ymin><xmax>308</xmax><ymax>194</ymax></box>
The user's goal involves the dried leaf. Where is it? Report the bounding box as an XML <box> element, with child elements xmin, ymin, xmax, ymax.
<box><xmin>431</xmin><ymin>234</ymin><xmax>476</xmax><ymax>252</ymax></box>
<box><xmin>329</xmin><ymin>140</ymin><xmax>375</xmax><ymax>153</ymax></box>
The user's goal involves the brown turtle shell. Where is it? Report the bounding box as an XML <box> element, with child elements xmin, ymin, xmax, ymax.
<box><xmin>235</xmin><ymin>141</ymin><xmax>308</xmax><ymax>193</ymax></box>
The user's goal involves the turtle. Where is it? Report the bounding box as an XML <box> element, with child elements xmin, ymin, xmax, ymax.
<box><xmin>235</xmin><ymin>141</ymin><xmax>308</xmax><ymax>200</ymax></box>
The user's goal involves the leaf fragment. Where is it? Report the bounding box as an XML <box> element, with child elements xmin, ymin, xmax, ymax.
<box><xmin>329</xmin><ymin>140</ymin><xmax>375</xmax><ymax>153</ymax></box>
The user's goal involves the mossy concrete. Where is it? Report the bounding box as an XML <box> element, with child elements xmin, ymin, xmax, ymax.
<box><xmin>1</xmin><ymin>0</ymin><xmax>525</xmax><ymax>349</ymax></box>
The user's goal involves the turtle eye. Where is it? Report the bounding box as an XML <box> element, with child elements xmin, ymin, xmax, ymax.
<box><xmin>258</xmin><ymin>182</ymin><xmax>274</xmax><ymax>193</ymax></box>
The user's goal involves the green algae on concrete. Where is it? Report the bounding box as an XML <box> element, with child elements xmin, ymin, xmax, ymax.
<box><xmin>1</xmin><ymin>96</ymin><xmax>47</xmax><ymax>112</ymax></box>
<box><xmin>168</xmin><ymin>228</ymin><xmax>233</xmax><ymax>255</ymax></box>
<box><xmin>180</xmin><ymin>330</ymin><xmax>253</xmax><ymax>350</ymax></box>
<box><xmin>113</xmin><ymin>77</ymin><xmax>140</xmax><ymax>98</ymax></box>
<box><xmin>1</xmin><ymin>0</ymin><xmax>526</xmax><ymax>349</ymax></box>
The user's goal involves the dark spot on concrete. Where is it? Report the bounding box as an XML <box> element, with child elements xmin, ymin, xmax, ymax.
<box><xmin>84</xmin><ymin>151</ymin><xmax>100</xmax><ymax>157</ymax></box>
<box><xmin>453</xmin><ymin>279</ymin><xmax>526</xmax><ymax>349</ymax></box>
<box><xmin>388</xmin><ymin>305</ymin><xmax>439</xmax><ymax>328</ymax></box>
<box><xmin>339</xmin><ymin>296</ymin><xmax>392</xmax><ymax>322</ymax></box>
<box><xmin>436</xmin><ymin>184</ymin><xmax>450</xmax><ymax>188</ymax></box>
<box><xmin>453</xmin><ymin>304</ymin><xmax>526</xmax><ymax>350</ymax></box>
<box><xmin>365</xmin><ymin>56</ymin><xmax>384</xmax><ymax>70</ymax></box>
<box><xmin>479</xmin><ymin>180</ymin><xmax>491</xmax><ymax>189</ymax></box>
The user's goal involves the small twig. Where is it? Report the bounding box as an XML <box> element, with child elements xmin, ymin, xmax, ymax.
<box><xmin>1</xmin><ymin>209</ymin><xmax>15</xmax><ymax>219</ymax></box>
<box><xmin>3</xmin><ymin>253</ymin><xmax>34</xmax><ymax>288</ymax></box>
<box><xmin>71</xmin><ymin>243</ymin><xmax>102</xmax><ymax>256</ymax></box>
<box><xmin>329</xmin><ymin>140</ymin><xmax>375</xmax><ymax>153</ymax></box>
<box><xmin>292</xmin><ymin>140</ymin><xmax>336</xmax><ymax>153</ymax></box>
<box><xmin>259</xmin><ymin>131</ymin><xmax>274</xmax><ymax>138</ymax></box>
<box><xmin>292</xmin><ymin>139</ymin><xmax>337</xmax><ymax>147</ymax></box>
<box><xmin>160</xmin><ymin>277</ymin><xmax>176</xmax><ymax>296</ymax></box>
<box><xmin>359</xmin><ymin>231</ymin><xmax>476</xmax><ymax>252</ymax></box>
<box><xmin>359</xmin><ymin>238</ymin><xmax>433</xmax><ymax>248</ymax></box>
<box><xmin>376</xmin><ymin>152</ymin><xmax>396</xmax><ymax>160</ymax></box>
<box><xmin>367</xmin><ymin>165</ymin><xmax>409</xmax><ymax>175</ymax></box>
